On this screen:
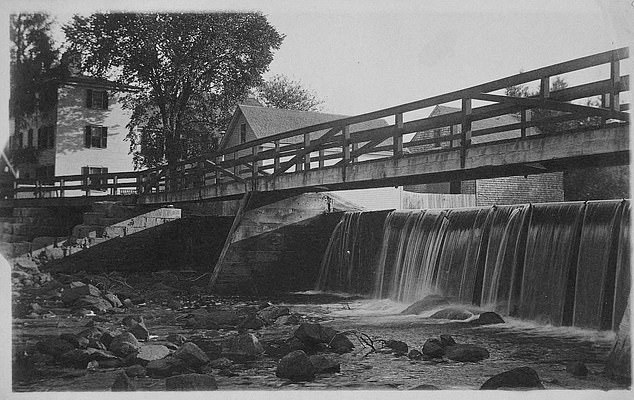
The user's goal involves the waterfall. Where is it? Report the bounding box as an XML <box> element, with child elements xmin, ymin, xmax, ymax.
<box><xmin>317</xmin><ymin>200</ymin><xmax>630</xmax><ymax>330</ymax></box>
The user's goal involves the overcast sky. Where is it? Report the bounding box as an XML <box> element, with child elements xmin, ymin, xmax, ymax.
<box><xmin>3</xmin><ymin>0</ymin><xmax>633</xmax><ymax>121</ymax></box>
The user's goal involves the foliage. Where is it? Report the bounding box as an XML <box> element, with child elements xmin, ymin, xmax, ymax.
<box><xmin>10</xmin><ymin>13</ymin><xmax>61</xmax><ymax>127</ymax></box>
<box><xmin>255</xmin><ymin>74</ymin><xmax>324</xmax><ymax>111</ymax></box>
<box><xmin>63</xmin><ymin>13</ymin><xmax>284</xmax><ymax>169</ymax></box>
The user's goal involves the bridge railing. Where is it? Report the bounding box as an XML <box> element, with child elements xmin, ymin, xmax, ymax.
<box><xmin>4</xmin><ymin>47</ymin><xmax>630</xmax><ymax>200</ymax></box>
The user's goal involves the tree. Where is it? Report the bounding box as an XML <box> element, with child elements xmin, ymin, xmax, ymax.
<box><xmin>10</xmin><ymin>13</ymin><xmax>60</xmax><ymax>127</ymax></box>
<box><xmin>255</xmin><ymin>74</ymin><xmax>324</xmax><ymax>111</ymax></box>
<box><xmin>63</xmin><ymin>13</ymin><xmax>284</xmax><ymax>169</ymax></box>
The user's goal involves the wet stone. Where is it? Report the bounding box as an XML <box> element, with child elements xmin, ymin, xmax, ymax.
<box><xmin>480</xmin><ymin>366</ymin><xmax>544</xmax><ymax>390</ymax></box>
<box><xmin>190</xmin><ymin>339</ymin><xmax>222</xmax><ymax>360</ymax></box>
<box><xmin>401</xmin><ymin>295</ymin><xmax>451</xmax><ymax>315</ymax></box>
<box><xmin>429</xmin><ymin>307</ymin><xmax>473</xmax><ymax>320</ymax></box>
<box><xmin>109</xmin><ymin>332</ymin><xmax>140</xmax><ymax>357</ymax></box>
<box><xmin>146</xmin><ymin>356</ymin><xmax>187</xmax><ymax>378</ymax></box>
<box><xmin>173</xmin><ymin>342</ymin><xmax>210</xmax><ymax>368</ymax></box>
<box><xmin>125</xmin><ymin>364</ymin><xmax>147</xmax><ymax>378</ymax></box>
<box><xmin>165</xmin><ymin>373</ymin><xmax>218</xmax><ymax>391</ymax></box>
<box><xmin>237</xmin><ymin>314</ymin><xmax>266</xmax><ymax>330</ymax></box>
<box><xmin>167</xmin><ymin>333</ymin><xmax>187</xmax><ymax>345</ymax></box>
<box><xmin>445</xmin><ymin>344</ymin><xmax>490</xmax><ymax>362</ymax></box>
<box><xmin>408</xmin><ymin>349</ymin><xmax>423</xmax><ymax>360</ymax></box>
<box><xmin>137</xmin><ymin>344</ymin><xmax>170</xmax><ymax>363</ymax></box>
<box><xmin>74</xmin><ymin>295</ymin><xmax>113</xmax><ymax>313</ymax></box>
<box><xmin>309</xmin><ymin>354</ymin><xmax>341</xmax><ymax>374</ymax></box>
<box><xmin>228</xmin><ymin>333</ymin><xmax>264</xmax><ymax>357</ymax></box>
<box><xmin>472</xmin><ymin>312</ymin><xmax>505</xmax><ymax>326</ymax></box>
<box><xmin>208</xmin><ymin>357</ymin><xmax>233</xmax><ymax>369</ymax></box>
<box><xmin>257</xmin><ymin>305</ymin><xmax>290</xmax><ymax>324</ymax></box>
<box><xmin>439</xmin><ymin>334</ymin><xmax>457</xmax><ymax>347</ymax></box>
<box><xmin>275</xmin><ymin>314</ymin><xmax>301</xmax><ymax>325</ymax></box>
<box><xmin>61</xmin><ymin>282</ymin><xmax>102</xmax><ymax>305</ymax></box>
<box><xmin>422</xmin><ymin>338</ymin><xmax>445</xmax><ymax>358</ymax></box>
<box><xmin>385</xmin><ymin>340</ymin><xmax>409</xmax><ymax>355</ymax></box>
<box><xmin>104</xmin><ymin>293</ymin><xmax>123</xmax><ymax>308</ymax></box>
<box><xmin>276</xmin><ymin>350</ymin><xmax>315</xmax><ymax>382</ymax></box>
<box><xmin>128</xmin><ymin>321</ymin><xmax>150</xmax><ymax>341</ymax></box>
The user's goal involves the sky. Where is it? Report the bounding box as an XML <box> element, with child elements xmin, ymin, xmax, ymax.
<box><xmin>2</xmin><ymin>0</ymin><xmax>633</xmax><ymax>125</ymax></box>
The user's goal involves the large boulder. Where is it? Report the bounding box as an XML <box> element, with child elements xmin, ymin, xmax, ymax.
<box><xmin>257</xmin><ymin>305</ymin><xmax>290</xmax><ymax>324</ymax></box>
<box><xmin>74</xmin><ymin>295</ymin><xmax>113</xmax><ymax>313</ymax></box>
<box><xmin>422</xmin><ymin>338</ymin><xmax>445</xmax><ymax>358</ymax></box>
<box><xmin>445</xmin><ymin>344</ymin><xmax>490</xmax><ymax>362</ymax></box>
<box><xmin>228</xmin><ymin>333</ymin><xmax>264</xmax><ymax>357</ymax></box>
<box><xmin>480</xmin><ymin>366</ymin><xmax>544</xmax><ymax>390</ymax></box>
<box><xmin>439</xmin><ymin>334</ymin><xmax>457</xmax><ymax>347</ymax></box>
<box><xmin>294</xmin><ymin>323</ymin><xmax>325</xmax><ymax>345</ymax></box>
<box><xmin>61</xmin><ymin>282</ymin><xmax>102</xmax><ymax>305</ymax></box>
<box><xmin>401</xmin><ymin>295</ymin><xmax>451</xmax><ymax>315</ymax></box>
<box><xmin>137</xmin><ymin>344</ymin><xmax>170</xmax><ymax>364</ymax></box>
<box><xmin>429</xmin><ymin>308</ymin><xmax>473</xmax><ymax>321</ymax></box>
<box><xmin>276</xmin><ymin>350</ymin><xmax>315</xmax><ymax>382</ymax></box>
<box><xmin>471</xmin><ymin>312</ymin><xmax>505</xmax><ymax>326</ymax></box>
<box><xmin>109</xmin><ymin>332</ymin><xmax>140</xmax><ymax>357</ymax></box>
<box><xmin>165</xmin><ymin>373</ymin><xmax>218</xmax><ymax>391</ymax></box>
<box><xmin>385</xmin><ymin>340</ymin><xmax>409</xmax><ymax>356</ymax></box>
<box><xmin>173</xmin><ymin>342</ymin><xmax>210</xmax><ymax>368</ymax></box>
<box><xmin>146</xmin><ymin>356</ymin><xmax>187</xmax><ymax>378</ymax></box>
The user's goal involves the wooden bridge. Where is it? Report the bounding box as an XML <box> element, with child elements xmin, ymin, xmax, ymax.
<box><xmin>3</xmin><ymin>47</ymin><xmax>630</xmax><ymax>207</ymax></box>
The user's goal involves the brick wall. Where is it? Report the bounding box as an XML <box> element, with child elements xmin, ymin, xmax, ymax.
<box><xmin>475</xmin><ymin>172</ymin><xmax>564</xmax><ymax>206</ymax></box>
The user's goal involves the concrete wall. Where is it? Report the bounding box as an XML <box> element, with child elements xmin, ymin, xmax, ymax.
<box><xmin>55</xmin><ymin>84</ymin><xmax>134</xmax><ymax>176</ymax></box>
<box><xmin>210</xmin><ymin>192</ymin><xmax>346</xmax><ymax>294</ymax></box>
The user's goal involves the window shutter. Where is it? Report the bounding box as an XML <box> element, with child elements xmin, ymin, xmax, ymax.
<box><xmin>102</xmin><ymin>127</ymin><xmax>108</xmax><ymax>148</ymax></box>
<box><xmin>86</xmin><ymin>89</ymin><xmax>93</xmax><ymax>108</ymax></box>
<box><xmin>102</xmin><ymin>91</ymin><xmax>109</xmax><ymax>109</ymax></box>
<box><xmin>84</xmin><ymin>126</ymin><xmax>91</xmax><ymax>148</ymax></box>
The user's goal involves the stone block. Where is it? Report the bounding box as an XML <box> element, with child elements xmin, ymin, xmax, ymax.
<box><xmin>104</xmin><ymin>226</ymin><xmax>126</xmax><ymax>238</ymax></box>
<box><xmin>147</xmin><ymin>208</ymin><xmax>182</xmax><ymax>219</ymax></box>
<box><xmin>31</xmin><ymin>236</ymin><xmax>59</xmax><ymax>251</ymax></box>
<box><xmin>72</xmin><ymin>225</ymin><xmax>103</xmax><ymax>238</ymax></box>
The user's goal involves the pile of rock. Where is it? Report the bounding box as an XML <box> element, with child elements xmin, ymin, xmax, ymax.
<box><xmin>60</xmin><ymin>281</ymin><xmax>125</xmax><ymax>314</ymax></box>
<box><xmin>11</xmin><ymin>257</ymin><xmax>53</xmax><ymax>292</ymax></box>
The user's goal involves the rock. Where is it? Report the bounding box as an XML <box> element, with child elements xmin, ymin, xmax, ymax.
<box><xmin>36</xmin><ymin>337</ymin><xmax>76</xmax><ymax>358</ymax></box>
<box><xmin>208</xmin><ymin>357</ymin><xmax>233</xmax><ymax>369</ymax></box>
<box><xmin>472</xmin><ymin>312</ymin><xmax>505</xmax><ymax>326</ymax></box>
<box><xmin>98</xmin><ymin>359</ymin><xmax>123</xmax><ymax>369</ymax></box>
<box><xmin>566</xmin><ymin>361</ymin><xmax>589</xmax><ymax>377</ymax></box>
<box><xmin>109</xmin><ymin>332</ymin><xmax>140</xmax><ymax>357</ymax></box>
<box><xmin>385</xmin><ymin>340</ymin><xmax>409</xmax><ymax>355</ymax></box>
<box><xmin>104</xmin><ymin>293</ymin><xmax>123</xmax><ymax>308</ymax></box>
<box><xmin>167</xmin><ymin>333</ymin><xmax>187</xmax><ymax>345</ymax></box>
<box><xmin>75</xmin><ymin>295</ymin><xmax>113</xmax><ymax>313</ymax></box>
<box><xmin>173</xmin><ymin>342</ymin><xmax>210</xmax><ymax>368</ymax></box>
<box><xmin>125</xmin><ymin>364</ymin><xmax>147</xmax><ymax>378</ymax></box>
<box><xmin>128</xmin><ymin>321</ymin><xmax>150</xmax><ymax>341</ymax></box>
<box><xmin>294</xmin><ymin>323</ymin><xmax>325</xmax><ymax>345</ymax></box>
<box><xmin>59</xmin><ymin>348</ymin><xmax>119</xmax><ymax>368</ymax></box>
<box><xmin>100</xmin><ymin>332</ymin><xmax>115</xmax><ymax>348</ymax></box>
<box><xmin>275</xmin><ymin>314</ymin><xmax>301</xmax><ymax>325</ymax></box>
<box><xmin>87</xmin><ymin>339</ymin><xmax>107</xmax><ymax>351</ymax></box>
<box><xmin>480</xmin><ymin>366</ymin><xmax>544</xmax><ymax>390</ymax></box>
<box><xmin>228</xmin><ymin>333</ymin><xmax>264</xmax><ymax>358</ymax></box>
<box><xmin>60</xmin><ymin>333</ymin><xmax>89</xmax><ymax>349</ymax></box>
<box><xmin>111</xmin><ymin>371</ymin><xmax>135</xmax><ymax>391</ymax></box>
<box><xmin>408</xmin><ymin>349</ymin><xmax>423</xmax><ymax>360</ymax></box>
<box><xmin>328</xmin><ymin>332</ymin><xmax>355</xmax><ymax>354</ymax></box>
<box><xmin>445</xmin><ymin>344</ymin><xmax>490</xmax><ymax>362</ymax></box>
<box><xmin>439</xmin><ymin>334</ymin><xmax>457</xmax><ymax>347</ymax></box>
<box><xmin>257</xmin><ymin>305</ymin><xmax>290</xmax><ymax>324</ymax></box>
<box><xmin>401</xmin><ymin>295</ymin><xmax>450</xmax><ymax>315</ymax></box>
<box><xmin>429</xmin><ymin>308</ymin><xmax>473</xmax><ymax>320</ymax></box>
<box><xmin>410</xmin><ymin>384</ymin><xmax>440</xmax><ymax>390</ymax></box>
<box><xmin>123</xmin><ymin>298</ymin><xmax>134</xmax><ymax>308</ymax></box>
<box><xmin>190</xmin><ymin>340</ymin><xmax>222</xmax><ymax>360</ymax></box>
<box><xmin>276</xmin><ymin>350</ymin><xmax>316</xmax><ymax>382</ymax></box>
<box><xmin>146</xmin><ymin>356</ymin><xmax>187</xmax><ymax>378</ymax></box>
<box><xmin>61</xmin><ymin>282</ymin><xmax>102</xmax><ymax>305</ymax></box>
<box><xmin>309</xmin><ymin>354</ymin><xmax>340</xmax><ymax>373</ymax></box>
<box><xmin>184</xmin><ymin>312</ymin><xmax>219</xmax><ymax>329</ymax></box>
<box><xmin>237</xmin><ymin>314</ymin><xmax>266</xmax><ymax>330</ymax></box>
<box><xmin>422</xmin><ymin>338</ymin><xmax>445</xmax><ymax>358</ymax></box>
<box><xmin>77</xmin><ymin>326</ymin><xmax>106</xmax><ymax>341</ymax></box>
<box><xmin>165</xmin><ymin>373</ymin><xmax>218</xmax><ymax>391</ymax></box>
<box><xmin>206</xmin><ymin>310</ymin><xmax>242</xmax><ymax>327</ymax></box>
<box><xmin>30</xmin><ymin>303</ymin><xmax>45</xmax><ymax>314</ymax></box>
<box><xmin>137</xmin><ymin>344</ymin><xmax>170</xmax><ymax>363</ymax></box>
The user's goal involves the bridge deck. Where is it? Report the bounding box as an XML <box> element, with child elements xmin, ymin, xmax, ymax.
<box><xmin>2</xmin><ymin>47</ymin><xmax>630</xmax><ymax>207</ymax></box>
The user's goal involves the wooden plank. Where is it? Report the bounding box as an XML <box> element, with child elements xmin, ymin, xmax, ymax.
<box><xmin>205</xmin><ymin>159</ymin><xmax>246</xmax><ymax>184</ymax></box>
<box><xmin>274</xmin><ymin>140</ymin><xmax>280</xmax><ymax>172</ymax></box>
<box><xmin>473</xmin><ymin>93</ymin><xmax>630</xmax><ymax>121</ymax></box>
<box><xmin>342</xmin><ymin>126</ymin><xmax>351</xmax><ymax>163</ymax></box>
<box><xmin>540</xmin><ymin>76</ymin><xmax>550</xmax><ymax>100</ymax></box>
<box><xmin>252</xmin><ymin>146</ymin><xmax>259</xmax><ymax>181</ymax></box>
<box><xmin>461</xmin><ymin>98</ymin><xmax>472</xmax><ymax>169</ymax></box>
<box><xmin>394</xmin><ymin>113</ymin><xmax>404</xmax><ymax>157</ymax></box>
<box><xmin>611</xmin><ymin>56</ymin><xmax>621</xmax><ymax>112</ymax></box>
<box><xmin>304</xmin><ymin>133</ymin><xmax>311</xmax><ymax>171</ymax></box>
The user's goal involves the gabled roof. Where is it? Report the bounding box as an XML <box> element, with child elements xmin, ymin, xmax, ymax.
<box><xmin>50</xmin><ymin>75</ymin><xmax>140</xmax><ymax>92</ymax></box>
<box><xmin>411</xmin><ymin>104</ymin><xmax>538</xmax><ymax>145</ymax></box>
<box><xmin>221</xmin><ymin>104</ymin><xmax>389</xmax><ymax>149</ymax></box>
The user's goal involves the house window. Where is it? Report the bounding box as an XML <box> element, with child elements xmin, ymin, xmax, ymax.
<box><xmin>84</xmin><ymin>126</ymin><xmax>108</xmax><ymax>148</ymax></box>
<box><xmin>37</xmin><ymin>126</ymin><xmax>55</xmax><ymax>149</ymax></box>
<box><xmin>82</xmin><ymin>166</ymin><xmax>109</xmax><ymax>190</ymax></box>
<box><xmin>86</xmin><ymin>89</ymin><xmax>109</xmax><ymax>110</ymax></box>
<box><xmin>240</xmin><ymin>123</ymin><xmax>247</xmax><ymax>143</ymax></box>
<box><xmin>27</xmin><ymin>129</ymin><xmax>33</xmax><ymax>148</ymax></box>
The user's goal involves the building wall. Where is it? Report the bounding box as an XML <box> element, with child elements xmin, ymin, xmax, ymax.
<box><xmin>55</xmin><ymin>84</ymin><xmax>134</xmax><ymax>176</ymax></box>
<box><xmin>475</xmin><ymin>172</ymin><xmax>564</xmax><ymax>206</ymax></box>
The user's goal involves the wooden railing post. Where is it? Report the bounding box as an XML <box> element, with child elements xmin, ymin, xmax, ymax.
<box><xmin>83</xmin><ymin>175</ymin><xmax>89</xmax><ymax>197</ymax></box>
<box><xmin>319</xmin><ymin>149</ymin><xmax>325</xmax><ymax>169</ymax></box>
<box><xmin>449</xmin><ymin>125</ymin><xmax>454</xmax><ymax>149</ymax></box>
<box><xmin>461</xmin><ymin>98</ymin><xmax>472</xmax><ymax>169</ymax></box>
<box><xmin>540</xmin><ymin>76</ymin><xmax>550</xmax><ymax>101</ymax></box>
<box><xmin>136</xmin><ymin>173</ymin><xmax>143</xmax><ymax>195</ymax></box>
<box><xmin>36</xmin><ymin>180</ymin><xmax>41</xmax><ymax>198</ymax></box>
<box><xmin>610</xmin><ymin>55</ymin><xmax>620</xmax><ymax>113</ymax></box>
<box><xmin>214</xmin><ymin>156</ymin><xmax>220</xmax><ymax>184</ymax></box>
<box><xmin>59</xmin><ymin>178</ymin><xmax>65</xmax><ymax>198</ymax></box>
<box><xmin>112</xmin><ymin>175</ymin><xmax>118</xmax><ymax>195</ymax></box>
<box><xmin>304</xmin><ymin>133</ymin><xmax>311</xmax><ymax>171</ymax></box>
<box><xmin>520</xmin><ymin>109</ymin><xmax>527</xmax><ymax>138</ymax></box>
<box><xmin>274</xmin><ymin>140</ymin><xmax>280</xmax><ymax>173</ymax></box>
<box><xmin>342</xmin><ymin>125</ymin><xmax>350</xmax><ymax>163</ymax></box>
<box><xmin>198</xmin><ymin>161</ymin><xmax>205</xmax><ymax>187</ymax></box>
<box><xmin>252</xmin><ymin>145</ymin><xmax>259</xmax><ymax>183</ymax></box>
<box><xmin>393</xmin><ymin>113</ymin><xmax>404</xmax><ymax>157</ymax></box>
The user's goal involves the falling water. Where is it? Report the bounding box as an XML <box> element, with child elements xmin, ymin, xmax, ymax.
<box><xmin>317</xmin><ymin>200</ymin><xmax>630</xmax><ymax>330</ymax></box>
